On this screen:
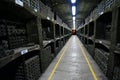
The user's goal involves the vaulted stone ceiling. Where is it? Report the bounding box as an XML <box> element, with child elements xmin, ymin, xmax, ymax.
<box><xmin>41</xmin><ymin>0</ymin><xmax>101</xmax><ymax>29</ymax></box>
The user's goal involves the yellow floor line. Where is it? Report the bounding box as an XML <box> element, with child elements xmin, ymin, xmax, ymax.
<box><xmin>78</xmin><ymin>39</ymin><xmax>98</xmax><ymax>80</ymax></box>
<box><xmin>48</xmin><ymin>37</ymin><xmax>71</xmax><ymax>80</ymax></box>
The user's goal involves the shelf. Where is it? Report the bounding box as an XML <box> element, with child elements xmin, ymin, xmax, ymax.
<box><xmin>64</xmin><ymin>28</ymin><xmax>70</xmax><ymax>35</ymax></box>
<box><xmin>85</xmin><ymin>25</ymin><xmax>88</xmax><ymax>35</ymax></box>
<box><xmin>94</xmin><ymin>48</ymin><xmax>109</xmax><ymax>75</ymax></box>
<box><xmin>60</xmin><ymin>36</ymin><xmax>64</xmax><ymax>39</ymax></box>
<box><xmin>79</xmin><ymin>34</ymin><xmax>85</xmax><ymax>37</ymax></box>
<box><xmin>111</xmin><ymin>7</ymin><xmax>120</xmax><ymax>54</ymax></box>
<box><xmin>0</xmin><ymin>0</ymin><xmax>41</xmax><ymax>69</ymax></box>
<box><xmin>0</xmin><ymin>44</ymin><xmax>40</xmax><ymax>68</ymax></box>
<box><xmin>79</xmin><ymin>34</ymin><xmax>89</xmax><ymax>39</ymax></box>
<box><xmin>88</xmin><ymin>38</ymin><xmax>94</xmax><ymax>44</ymax></box>
<box><xmin>64</xmin><ymin>34</ymin><xmax>69</xmax><ymax>38</ymax></box>
<box><xmin>95</xmin><ymin>39</ymin><xmax>111</xmax><ymax>49</ymax></box>
<box><xmin>114</xmin><ymin>47</ymin><xmax>120</xmax><ymax>54</ymax></box>
<box><xmin>55</xmin><ymin>24</ymin><xmax>60</xmax><ymax>37</ymax></box>
<box><xmin>95</xmin><ymin>12</ymin><xmax>112</xmax><ymax>41</ymax></box>
<box><xmin>0</xmin><ymin>0</ymin><xmax>37</xmax><ymax>21</ymax></box>
<box><xmin>88</xmin><ymin>21</ymin><xmax>94</xmax><ymax>37</ymax></box>
<box><xmin>55</xmin><ymin>37</ymin><xmax>61</xmax><ymax>41</ymax></box>
<box><xmin>41</xmin><ymin>19</ymin><xmax>54</xmax><ymax>40</ymax></box>
<box><xmin>43</xmin><ymin>39</ymin><xmax>54</xmax><ymax>48</ymax></box>
<box><xmin>61</xmin><ymin>27</ymin><xmax>64</xmax><ymax>36</ymax></box>
<box><xmin>84</xmin><ymin>35</ymin><xmax>88</xmax><ymax>38</ymax></box>
<box><xmin>88</xmin><ymin>36</ymin><xmax>94</xmax><ymax>41</ymax></box>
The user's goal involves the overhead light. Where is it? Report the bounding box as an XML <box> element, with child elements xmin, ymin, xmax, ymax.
<box><xmin>73</xmin><ymin>20</ymin><xmax>76</xmax><ymax>29</ymax></box>
<box><xmin>72</xmin><ymin>6</ymin><xmax>76</xmax><ymax>16</ymax></box>
<box><xmin>71</xmin><ymin>0</ymin><xmax>76</xmax><ymax>4</ymax></box>
<box><xmin>15</xmin><ymin>0</ymin><xmax>23</xmax><ymax>6</ymax></box>
<box><xmin>73</xmin><ymin>20</ymin><xmax>75</xmax><ymax>26</ymax></box>
<box><xmin>73</xmin><ymin>16</ymin><xmax>76</xmax><ymax>21</ymax></box>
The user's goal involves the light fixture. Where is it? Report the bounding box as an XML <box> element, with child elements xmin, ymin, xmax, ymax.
<box><xmin>72</xmin><ymin>16</ymin><xmax>76</xmax><ymax>21</ymax></box>
<box><xmin>71</xmin><ymin>0</ymin><xmax>76</xmax><ymax>29</ymax></box>
<box><xmin>71</xmin><ymin>0</ymin><xmax>76</xmax><ymax>4</ymax></box>
<box><xmin>73</xmin><ymin>20</ymin><xmax>76</xmax><ymax>29</ymax></box>
<box><xmin>72</xmin><ymin>6</ymin><xmax>76</xmax><ymax>16</ymax></box>
<box><xmin>15</xmin><ymin>0</ymin><xmax>23</xmax><ymax>6</ymax></box>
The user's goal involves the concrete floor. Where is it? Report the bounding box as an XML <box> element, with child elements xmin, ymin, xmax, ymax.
<box><xmin>39</xmin><ymin>35</ymin><xmax>108</xmax><ymax>80</ymax></box>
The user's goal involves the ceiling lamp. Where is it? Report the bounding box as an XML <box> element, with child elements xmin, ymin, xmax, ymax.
<box><xmin>73</xmin><ymin>16</ymin><xmax>76</xmax><ymax>21</ymax></box>
<box><xmin>71</xmin><ymin>0</ymin><xmax>76</xmax><ymax>4</ymax></box>
<box><xmin>73</xmin><ymin>20</ymin><xmax>76</xmax><ymax>29</ymax></box>
<box><xmin>72</xmin><ymin>6</ymin><xmax>76</xmax><ymax>16</ymax></box>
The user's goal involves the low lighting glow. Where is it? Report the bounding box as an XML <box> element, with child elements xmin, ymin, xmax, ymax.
<box><xmin>52</xmin><ymin>18</ymin><xmax>54</xmax><ymax>21</ymax></box>
<box><xmin>100</xmin><ymin>12</ymin><xmax>104</xmax><ymax>15</ymax></box>
<box><xmin>72</xmin><ymin>6</ymin><xmax>76</xmax><ymax>16</ymax></box>
<box><xmin>71</xmin><ymin>0</ymin><xmax>76</xmax><ymax>4</ymax></box>
<box><xmin>99</xmin><ymin>41</ymin><xmax>102</xmax><ymax>43</ymax></box>
<box><xmin>47</xmin><ymin>17</ymin><xmax>50</xmax><ymax>20</ymax></box>
<box><xmin>73</xmin><ymin>16</ymin><xmax>76</xmax><ymax>21</ymax></box>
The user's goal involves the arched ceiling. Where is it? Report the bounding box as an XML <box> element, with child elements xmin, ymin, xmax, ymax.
<box><xmin>41</xmin><ymin>0</ymin><xmax>101</xmax><ymax>29</ymax></box>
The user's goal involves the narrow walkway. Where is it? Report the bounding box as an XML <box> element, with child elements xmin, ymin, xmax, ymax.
<box><xmin>39</xmin><ymin>35</ymin><xmax>107</xmax><ymax>80</ymax></box>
